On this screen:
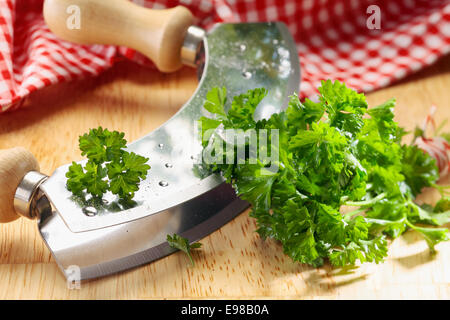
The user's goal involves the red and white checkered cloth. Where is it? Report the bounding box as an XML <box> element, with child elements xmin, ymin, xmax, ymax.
<box><xmin>1</xmin><ymin>0</ymin><xmax>449</xmax><ymax>112</ymax></box>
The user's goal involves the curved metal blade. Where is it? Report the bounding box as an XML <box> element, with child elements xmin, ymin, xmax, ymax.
<box><xmin>39</xmin><ymin>22</ymin><xmax>300</xmax><ymax>279</ymax></box>
<box><xmin>39</xmin><ymin>182</ymin><xmax>248</xmax><ymax>280</ymax></box>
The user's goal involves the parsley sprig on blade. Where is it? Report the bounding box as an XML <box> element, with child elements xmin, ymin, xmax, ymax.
<box><xmin>66</xmin><ymin>127</ymin><xmax>150</xmax><ymax>203</ymax></box>
<box><xmin>199</xmin><ymin>80</ymin><xmax>450</xmax><ymax>267</ymax></box>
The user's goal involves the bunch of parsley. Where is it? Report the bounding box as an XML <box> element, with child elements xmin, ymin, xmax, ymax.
<box><xmin>66</xmin><ymin>127</ymin><xmax>150</xmax><ymax>203</ymax></box>
<box><xmin>199</xmin><ymin>80</ymin><xmax>450</xmax><ymax>267</ymax></box>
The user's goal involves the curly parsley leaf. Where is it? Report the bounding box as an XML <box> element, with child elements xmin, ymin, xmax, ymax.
<box><xmin>203</xmin><ymin>86</ymin><xmax>227</xmax><ymax>118</ymax></box>
<box><xmin>319</xmin><ymin>79</ymin><xmax>368</xmax><ymax>134</ymax></box>
<box><xmin>66</xmin><ymin>127</ymin><xmax>150</xmax><ymax>203</ymax></box>
<box><xmin>401</xmin><ymin>144</ymin><xmax>439</xmax><ymax>196</ymax></box>
<box><xmin>79</xmin><ymin>127</ymin><xmax>107</xmax><ymax>163</ymax></box>
<box><xmin>434</xmin><ymin>197</ymin><xmax>450</xmax><ymax>212</ymax></box>
<box><xmin>407</xmin><ymin>222</ymin><xmax>449</xmax><ymax>253</ymax></box>
<box><xmin>286</xmin><ymin>94</ymin><xmax>324</xmax><ymax>133</ymax></box>
<box><xmin>103</xmin><ymin>129</ymin><xmax>127</xmax><ymax>162</ymax></box>
<box><xmin>66</xmin><ymin>162</ymin><xmax>85</xmax><ymax>195</ymax></box>
<box><xmin>329</xmin><ymin>236</ymin><xmax>388</xmax><ymax>267</ymax></box>
<box><xmin>227</xmin><ymin>88</ymin><xmax>267</xmax><ymax>129</ymax></box>
<box><xmin>107</xmin><ymin>152</ymin><xmax>150</xmax><ymax>200</ymax></box>
<box><xmin>83</xmin><ymin>161</ymin><xmax>108</xmax><ymax>198</ymax></box>
<box><xmin>78</xmin><ymin>127</ymin><xmax>127</xmax><ymax>164</ymax></box>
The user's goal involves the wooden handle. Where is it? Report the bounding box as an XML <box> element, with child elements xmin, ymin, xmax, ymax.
<box><xmin>0</xmin><ymin>148</ymin><xmax>39</xmax><ymax>223</ymax></box>
<box><xmin>43</xmin><ymin>0</ymin><xmax>194</xmax><ymax>72</ymax></box>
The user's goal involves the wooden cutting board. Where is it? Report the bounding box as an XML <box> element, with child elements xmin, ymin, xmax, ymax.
<box><xmin>0</xmin><ymin>56</ymin><xmax>449</xmax><ymax>299</ymax></box>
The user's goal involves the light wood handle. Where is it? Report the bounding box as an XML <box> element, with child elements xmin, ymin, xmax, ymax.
<box><xmin>0</xmin><ymin>148</ymin><xmax>39</xmax><ymax>223</ymax></box>
<box><xmin>43</xmin><ymin>0</ymin><xmax>194</xmax><ymax>72</ymax></box>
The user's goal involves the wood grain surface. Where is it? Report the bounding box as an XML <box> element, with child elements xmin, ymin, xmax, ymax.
<box><xmin>0</xmin><ymin>55</ymin><xmax>449</xmax><ymax>299</ymax></box>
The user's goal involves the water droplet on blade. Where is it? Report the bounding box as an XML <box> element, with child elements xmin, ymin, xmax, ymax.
<box><xmin>242</xmin><ymin>71</ymin><xmax>252</xmax><ymax>79</ymax></box>
<box><xmin>83</xmin><ymin>206</ymin><xmax>97</xmax><ymax>217</ymax></box>
<box><xmin>159</xmin><ymin>181</ymin><xmax>169</xmax><ymax>187</ymax></box>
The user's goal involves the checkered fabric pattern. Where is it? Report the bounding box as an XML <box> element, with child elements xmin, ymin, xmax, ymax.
<box><xmin>0</xmin><ymin>0</ymin><xmax>449</xmax><ymax>112</ymax></box>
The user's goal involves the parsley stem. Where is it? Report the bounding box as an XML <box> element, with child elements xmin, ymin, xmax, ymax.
<box><xmin>344</xmin><ymin>192</ymin><xmax>386</xmax><ymax>207</ymax></box>
<box><xmin>432</xmin><ymin>183</ymin><xmax>450</xmax><ymax>189</ymax></box>
<box><xmin>432</xmin><ymin>183</ymin><xmax>450</xmax><ymax>197</ymax></box>
<box><xmin>343</xmin><ymin>207</ymin><xmax>365</xmax><ymax>219</ymax></box>
<box><xmin>187</xmin><ymin>252</ymin><xmax>195</xmax><ymax>266</ymax></box>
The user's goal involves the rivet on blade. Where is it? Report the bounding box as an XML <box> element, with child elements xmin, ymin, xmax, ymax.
<box><xmin>165</xmin><ymin>163</ymin><xmax>173</xmax><ymax>168</ymax></box>
<box><xmin>158</xmin><ymin>143</ymin><xmax>164</xmax><ymax>149</ymax></box>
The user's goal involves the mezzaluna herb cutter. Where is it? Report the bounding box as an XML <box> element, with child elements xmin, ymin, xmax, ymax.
<box><xmin>0</xmin><ymin>0</ymin><xmax>300</xmax><ymax>280</ymax></box>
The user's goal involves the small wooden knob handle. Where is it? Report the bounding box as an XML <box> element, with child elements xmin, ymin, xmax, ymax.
<box><xmin>0</xmin><ymin>147</ymin><xmax>40</xmax><ymax>223</ymax></box>
<box><xmin>43</xmin><ymin>0</ymin><xmax>194</xmax><ymax>72</ymax></box>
